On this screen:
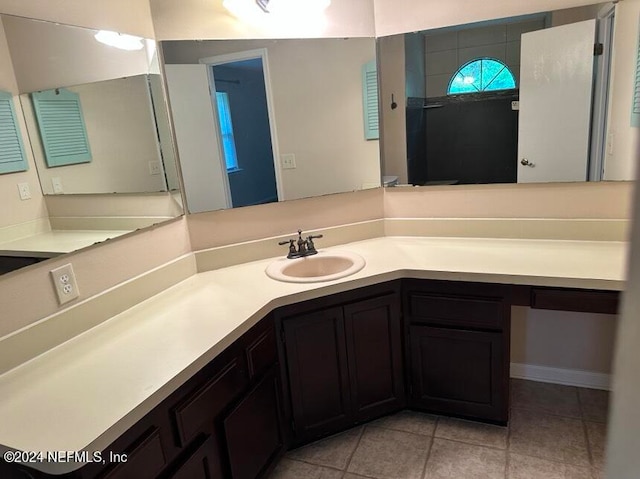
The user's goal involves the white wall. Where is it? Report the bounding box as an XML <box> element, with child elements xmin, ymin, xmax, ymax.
<box><xmin>163</xmin><ymin>38</ymin><xmax>381</xmax><ymax>202</ymax></box>
<box><xmin>0</xmin><ymin>0</ymin><xmax>154</xmax><ymax>38</ymax></box>
<box><xmin>0</xmin><ymin>17</ymin><xmax>48</xmax><ymax>231</ymax></box>
<box><xmin>373</xmin><ymin>0</ymin><xmax>601</xmax><ymax>37</ymax></box>
<box><xmin>23</xmin><ymin>76</ymin><xmax>167</xmax><ymax>195</ymax></box>
<box><xmin>604</xmin><ymin>0</ymin><xmax>640</xmax><ymax>181</ymax></box>
<box><xmin>151</xmin><ymin>0</ymin><xmax>375</xmax><ymax>40</ymax></box>
<box><xmin>2</xmin><ymin>14</ymin><xmax>152</xmax><ymax>94</ymax></box>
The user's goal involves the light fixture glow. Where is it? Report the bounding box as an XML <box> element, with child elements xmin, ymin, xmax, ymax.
<box><xmin>94</xmin><ymin>30</ymin><xmax>144</xmax><ymax>51</ymax></box>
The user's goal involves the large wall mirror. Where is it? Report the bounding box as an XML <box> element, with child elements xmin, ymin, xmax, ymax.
<box><xmin>161</xmin><ymin>37</ymin><xmax>381</xmax><ymax>214</ymax></box>
<box><xmin>378</xmin><ymin>2</ymin><xmax>635</xmax><ymax>186</ymax></box>
<box><xmin>0</xmin><ymin>14</ymin><xmax>182</xmax><ymax>273</ymax></box>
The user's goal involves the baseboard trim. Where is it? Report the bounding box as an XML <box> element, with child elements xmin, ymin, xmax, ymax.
<box><xmin>510</xmin><ymin>362</ymin><xmax>611</xmax><ymax>390</ymax></box>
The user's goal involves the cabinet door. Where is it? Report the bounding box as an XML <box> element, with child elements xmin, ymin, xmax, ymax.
<box><xmin>223</xmin><ymin>369</ymin><xmax>284</xmax><ymax>479</ymax></box>
<box><xmin>168</xmin><ymin>435</ymin><xmax>221</xmax><ymax>479</ymax></box>
<box><xmin>344</xmin><ymin>294</ymin><xmax>405</xmax><ymax>422</ymax></box>
<box><xmin>409</xmin><ymin>325</ymin><xmax>507</xmax><ymax>423</ymax></box>
<box><xmin>283</xmin><ymin>307</ymin><xmax>351</xmax><ymax>442</ymax></box>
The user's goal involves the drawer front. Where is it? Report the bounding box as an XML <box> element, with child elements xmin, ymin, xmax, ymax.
<box><xmin>173</xmin><ymin>358</ymin><xmax>247</xmax><ymax>446</ymax></box>
<box><xmin>246</xmin><ymin>328</ymin><xmax>277</xmax><ymax>380</ymax></box>
<box><xmin>408</xmin><ymin>293</ymin><xmax>505</xmax><ymax>330</ymax></box>
<box><xmin>168</xmin><ymin>435</ymin><xmax>220</xmax><ymax>479</ymax></box>
<box><xmin>531</xmin><ymin>288</ymin><xmax>619</xmax><ymax>314</ymax></box>
<box><xmin>100</xmin><ymin>428</ymin><xmax>166</xmax><ymax>479</ymax></box>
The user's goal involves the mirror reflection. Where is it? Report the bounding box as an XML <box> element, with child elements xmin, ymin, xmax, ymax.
<box><xmin>0</xmin><ymin>14</ymin><xmax>182</xmax><ymax>273</ymax></box>
<box><xmin>378</xmin><ymin>3</ymin><xmax>628</xmax><ymax>186</ymax></box>
<box><xmin>161</xmin><ymin>38</ymin><xmax>381</xmax><ymax>214</ymax></box>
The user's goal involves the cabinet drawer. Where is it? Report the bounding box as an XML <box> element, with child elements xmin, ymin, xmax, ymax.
<box><xmin>100</xmin><ymin>427</ymin><xmax>166</xmax><ymax>479</ymax></box>
<box><xmin>531</xmin><ymin>288</ymin><xmax>619</xmax><ymax>314</ymax></box>
<box><xmin>173</xmin><ymin>358</ymin><xmax>247</xmax><ymax>446</ymax></box>
<box><xmin>407</xmin><ymin>293</ymin><xmax>505</xmax><ymax>330</ymax></box>
<box><xmin>246</xmin><ymin>328</ymin><xmax>277</xmax><ymax>380</ymax></box>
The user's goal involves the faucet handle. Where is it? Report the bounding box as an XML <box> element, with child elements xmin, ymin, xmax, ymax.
<box><xmin>305</xmin><ymin>233</ymin><xmax>323</xmax><ymax>254</ymax></box>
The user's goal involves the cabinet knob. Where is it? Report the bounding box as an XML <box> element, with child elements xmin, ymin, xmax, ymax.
<box><xmin>520</xmin><ymin>158</ymin><xmax>535</xmax><ymax>167</ymax></box>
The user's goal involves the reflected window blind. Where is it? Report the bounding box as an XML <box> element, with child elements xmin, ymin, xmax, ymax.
<box><xmin>32</xmin><ymin>88</ymin><xmax>92</xmax><ymax>167</ymax></box>
<box><xmin>362</xmin><ymin>60</ymin><xmax>379</xmax><ymax>140</ymax></box>
<box><xmin>0</xmin><ymin>90</ymin><xmax>28</xmax><ymax>174</ymax></box>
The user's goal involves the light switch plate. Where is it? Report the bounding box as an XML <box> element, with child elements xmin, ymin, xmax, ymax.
<box><xmin>148</xmin><ymin>161</ymin><xmax>162</xmax><ymax>175</ymax></box>
<box><xmin>17</xmin><ymin>182</ymin><xmax>31</xmax><ymax>200</ymax></box>
<box><xmin>52</xmin><ymin>177</ymin><xmax>63</xmax><ymax>194</ymax></box>
<box><xmin>281</xmin><ymin>154</ymin><xmax>296</xmax><ymax>169</ymax></box>
<box><xmin>50</xmin><ymin>263</ymin><xmax>80</xmax><ymax>305</ymax></box>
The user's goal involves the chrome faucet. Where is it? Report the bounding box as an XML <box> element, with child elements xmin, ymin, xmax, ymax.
<box><xmin>278</xmin><ymin>230</ymin><xmax>324</xmax><ymax>259</ymax></box>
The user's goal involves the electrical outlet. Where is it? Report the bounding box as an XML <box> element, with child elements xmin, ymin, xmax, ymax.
<box><xmin>51</xmin><ymin>177</ymin><xmax>63</xmax><ymax>194</ymax></box>
<box><xmin>281</xmin><ymin>154</ymin><xmax>296</xmax><ymax>169</ymax></box>
<box><xmin>148</xmin><ymin>161</ymin><xmax>162</xmax><ymax>175</ymax></box>
<box><xmin>50</xmin><ymin>263</ymin><xmax>80</xmax><ymax>305</ymax></box>
<box><xmin>17</xmin><ymin>182</ymin><xmax>31</xmax><ymax>200</ymax></box>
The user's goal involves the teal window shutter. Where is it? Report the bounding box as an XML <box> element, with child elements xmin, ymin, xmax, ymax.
<box><xmin>632</xmin><ymin>23</ymin><xmax>640</xmax><ymax>127</ymax></box>
<box><xmin>32</xmin><ymin>88</ymin><xmax>92</xmax><ymax>167</ymax></box>
<box><xmin>362</xmin><ymin>60</ymin><xmax>379</xmax><ymax>140</ymax></box>
<box><xmin>0</xmin><ymin>90</ymin><xmax>28</xmax><ymax>174</ymax></box>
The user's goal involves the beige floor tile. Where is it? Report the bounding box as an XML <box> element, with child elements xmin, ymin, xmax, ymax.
<box><xmin>424</xmin><ymin>438</ymin><xmax>506</xmax><ymax>479</ymax></box>
<box><xmin>579</xmin><ymin>389</ymin><xmax>610</xmax><ymax>424</ymax></box>
<box><xmin>347</xmin><ymin>426</ymin><xmax>430</xmax><ymax>479</ymax></box>
<box><xmin>511</xmin><ymin>379</ymin><xmax>581</xmax><ymax>418</ymax></box>
<box><xmin>286</xmin><ymin>426</ymin><xmax>362</xmax><ymax>470</ymax></box>
<box><xmin>269</xmin><ymin>458</ymin><xmax>343</xmax><ymax>479</ymax></box>
<box><xmin>508</xmin><ymin>453</ymin><xmax>595</xmax><ymax>479</ymax></box>
<box><xmin>344</xmin><ymin>474</ymin><xmax>373</xmax><ymax>479</ymax></box>
<box><xmin>370</xmin><ymin>410</ymin><xmax>438</xmax><ymax>436</ymax></box>
<box><xmin>585</xmin><ymin>421</ymin><xmax>607</xmax><ymax>470</ymax></box>
<box><xmin>509</xmin><ymin>409</ymin><xmax>590</xmax><ymax>467</ymax></box>
<box><xmin>435</xmin><ymin>416</ymin><xmax>507</xmax><ymax>449</ymax></box>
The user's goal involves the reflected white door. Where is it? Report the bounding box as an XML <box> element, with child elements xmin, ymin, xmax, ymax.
<box><xmin>165</xmin><ymin>64</ymin><xmax>232</xmax><ymax>213</ymax></box>
<box><xmin>517</xmin><ymin>20</ymin><xmax>596</xmax><ymax>183</ymax></box>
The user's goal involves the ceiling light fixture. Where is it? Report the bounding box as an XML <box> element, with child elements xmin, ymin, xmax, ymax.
<box><xmin>94</xmin><ymin>30</ymin><xmax>144</xmax><ymax>51</ymax></box>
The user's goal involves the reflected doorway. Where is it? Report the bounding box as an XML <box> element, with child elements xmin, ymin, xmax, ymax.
<box><xmin>207</xmin><ymin>52</ymin><xmax>280</xmax><ymax>207</ymax></box>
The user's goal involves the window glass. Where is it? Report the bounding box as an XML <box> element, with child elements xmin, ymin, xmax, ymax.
<box><xmin>448</xmin><ymin>58</ymin><xmax>516</xmax><ymax>95</ymax></box>
<box><xmin>215</xmin><ymin>91</ymin><xmax>239</xmax><ymax>171</ymax></box>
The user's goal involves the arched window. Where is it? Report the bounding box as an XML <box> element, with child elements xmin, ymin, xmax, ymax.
<box><xmin>447</xmin><ymin>58</ymin><xmax>516</xmax><ymax>95</ymax></box>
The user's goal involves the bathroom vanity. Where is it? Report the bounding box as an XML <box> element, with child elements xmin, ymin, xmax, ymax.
<box><xmin>0</xmin><ymin>236</ymin><xmax>623</xmax><ymax>479</ymax></box>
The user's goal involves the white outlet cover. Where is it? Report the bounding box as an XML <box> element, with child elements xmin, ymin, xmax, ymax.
<box><xmin>50</xmin><ymin>263</ymin><xmax>80</xmax><ymax>305</ymax></box>
<box><xmin>17</xmin><ymin>182</ymin><xmax>31</xmax><ymax>200</ymax></box>
<box><xmin>281</xmin><ymin>154</ymin><xmax>296</xmax><ymax>169</ymax></box>
<box><xmin>51</xmin><ymin>177</ymin><xmax>63</xmax><ymax>194</ymax></box>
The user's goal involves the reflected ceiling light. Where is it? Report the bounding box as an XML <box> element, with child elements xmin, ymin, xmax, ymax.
<box><xmin>255</xmin><ymin>0</ymin><xmax>330</xmax><ymax>14</ymax></box>
<box><xmin>94</xmin><ymin>30</ymin><xmax>144</xmax><ymax>51</ymax></box>
<box><xmin>223</xmin><ymin>0</ymin><xmax>330</xmax><ymax>19</ymax></box>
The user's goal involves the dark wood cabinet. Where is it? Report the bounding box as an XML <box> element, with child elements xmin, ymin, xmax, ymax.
<box><xmin>344</xmin><ymin>294</ymin><xmax>404</xmax><ymax>422</ymax></box>
<box><xmin>278</xmin><ymin>284</ymin><xmax>404</xmax><ymax>444</ymax></box>
<box><xmin>282</xmin><ymin>306</ymin><xmax>352</xmax><ymax>442</ymax></box>
<box><xmin>223</xmin><ymin>368</ymin><xmax>284</xmax><ymax>479</ymax></box>
<box><xmin>409</xmin><ymin>326</ymin><xmax>506</xmax><ymax>422</ymax></box>
<box><xmin>165</xmin><ymin>435</ymin><xmax>220</xmax><ymax>479</ymax></box>
<box><xmin>403</xmin><ymin>280</ymin><xmax>510</xmax><ymax>424</ymax></box>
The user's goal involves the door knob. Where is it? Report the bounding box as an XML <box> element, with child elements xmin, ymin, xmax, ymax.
<box><xmin>520</xmin><ymin>158</ymin><xmax>535</xmax><ymax>167</ymax></box>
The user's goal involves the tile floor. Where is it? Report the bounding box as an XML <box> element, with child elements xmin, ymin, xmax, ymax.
<box><xmin>269</xmin><ymin>379</ymin><xmax>609</xmax><ymax>479</ymax></box>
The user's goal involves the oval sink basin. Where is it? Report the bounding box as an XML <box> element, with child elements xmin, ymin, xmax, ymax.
<box><xmin>265</xmin><ymin>251</ymin><xmax>366</xmax><ymax>283</ymax></box>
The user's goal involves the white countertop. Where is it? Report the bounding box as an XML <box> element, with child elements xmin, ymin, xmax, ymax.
<box><xmin>0</xmin><ymin>236</ymin><xmax>627</xmax><ymax>473</ymax></box>
<box><xmin>0</xmin><ymin>230</ymin><xmax>130</xmax><ymax>257</ymax></box>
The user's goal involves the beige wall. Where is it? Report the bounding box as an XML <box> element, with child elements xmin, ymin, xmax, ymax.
<box><xmin>150</xmin><ymin>0</ymin><xmax>375</xmax><ymax>40</ymax></box>
<box><xmin>373</xmin><ymin>0</ymin><xmax>600</xmax><ymax>37</ymax></box>
<box><xmin>163</xmin><ymin>38</ymin><xmax>381</xmax><ymax>202</ymax></box>
<box><xmin>604</xmin><ymin>0</ymin><xmax>640</xmax><ymax>181</ymax></box>
<box><xmin>378</xmin><ymin>35</ymin><xmax>408</xmax><ymax>184</ymax></box>
<box><xmin>188</xmin><ymin>188</ymin><xmax>384</xmax><ymax>251</ymax></box>
<box><xmin>511</xmin><ymin>307</ymin><xmax>617</xmax><ymax>373</ymax></box>
<box><xmin>385</xmin><ymin>181</ymin><xmax>633</xmax><ymax>220</ymax></box>
<box><xmin>0</xmin><ymin>0</ymin><xmax>154</xmax><ymax>38</ymax></box>
<box><xmin>3</xmin><ymin>14</ymin><xmax>152</xmax><ymax>94</ymax></box>
<box><xmin>0</xmin><ymin>17</ymin><xmax>48</xmax><ymax>231</ymax></box>
<box><xmin>606</xmin><ymin>136</ymin><xmax>640</xmax><ymax>477</ymax></box>
<box><xmin>23</xmin><ymin>76</ymin><xmax>166</xmax><ymax>195</ymax></box>
<box><xmin>0</xmin><ymin>217</ymin><xmax>190</xmax><ymax>338</ymax></box>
